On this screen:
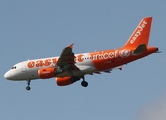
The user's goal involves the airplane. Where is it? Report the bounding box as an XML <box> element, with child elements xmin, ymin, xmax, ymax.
<box><xmin>4</xmin><ymin>17</ymin><xmax>159</xmax><ymax>90</ymax></box>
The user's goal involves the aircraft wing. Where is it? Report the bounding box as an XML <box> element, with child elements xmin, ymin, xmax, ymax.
<box><xmin>56</xmin><ymin>44</ymin><xmax>79</xmax><ymax>70</ymax></box>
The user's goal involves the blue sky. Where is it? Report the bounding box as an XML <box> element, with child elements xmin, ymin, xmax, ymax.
<box><xmin>1</xmin><ymin>0</ymin><xmax>166</xmax><ymax>120</ymax></box>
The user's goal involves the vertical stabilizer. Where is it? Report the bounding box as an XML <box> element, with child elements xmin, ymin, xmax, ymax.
<box><xmin>123</xmin><ymin>17</ymin><xmax>152</xmax><ymax>48</ymax></box>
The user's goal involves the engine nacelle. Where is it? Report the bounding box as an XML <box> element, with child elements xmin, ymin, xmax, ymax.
<box><xmin>38</xmin><ymin>68</ymin><xmax>63</xmax><ymax>79</ymax></box>
<box><xmin>56</xmin><ymin>76</ymin><xmax>81</xmax><ymax>86</ymax></box>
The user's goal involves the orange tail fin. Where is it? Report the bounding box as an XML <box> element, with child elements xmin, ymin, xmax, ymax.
<box><xmin>123</xmin><ymin>17</ymin><xmax>152</xmax><ymax>48</ymax></box>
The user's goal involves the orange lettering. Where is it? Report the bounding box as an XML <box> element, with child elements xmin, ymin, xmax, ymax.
<box><xmin>52</xmin><ymin>58</ymin><xmax>57</xmax><ymax>64</ymax></box>
<box><xmin>27</xmin><ymin>61</ymin><xmax>35</xmax><ymax>68</ymax></box>
<box><xmin>36</xmin><ymin>60</ymin><xmax>43</xmax><ymax>67</ymax></box>
<box><xmin>77</xmin><ymin>54</ymin><xmax>84</xmax><ymax>62</ymax></box>
<box><xmin>44</xmin><ymin>59</ymin><xmax>51</xmax><ymax>66</ymax></box>
<box><xmin>27</xmin><ymin>58</ymin><xmax>58</xmax><ymax>68</ymax></box>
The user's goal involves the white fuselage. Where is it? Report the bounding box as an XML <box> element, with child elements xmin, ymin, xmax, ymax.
<box><xmin>4</xmin><ymin>52</ymin><xmax>98</xmax><ymax>81</ymax></box>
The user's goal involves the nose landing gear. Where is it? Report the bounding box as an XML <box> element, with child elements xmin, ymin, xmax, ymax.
<box><xmin>26</xmin><ymin>79</ymin><xmax>31</xmax><ymax>91</ymax></box>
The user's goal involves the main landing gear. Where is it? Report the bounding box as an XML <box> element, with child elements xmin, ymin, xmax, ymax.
<box><xmin>81</xmin><ymin>76</ymin><xmax>88</xmax><ymax>87</ymax></box>
<box><xmin>26</xmin><ymin>79</ymin><xmax>31</xmax><ymax>91</ymax></box>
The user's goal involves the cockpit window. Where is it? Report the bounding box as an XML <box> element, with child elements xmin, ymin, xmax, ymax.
<box><xmin>11</xmin><ymin>66</ymin><xmax>17</xmax><ymax>69</ymax></box>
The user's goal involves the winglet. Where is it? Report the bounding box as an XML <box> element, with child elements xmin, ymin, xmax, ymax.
<box><xmin>69</xmin><ymin>43</ymin><xmax>74</xmax><ymax>49</ymax></box>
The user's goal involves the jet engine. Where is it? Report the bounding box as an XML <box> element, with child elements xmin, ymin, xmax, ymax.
<box><xmin>56</xmin><ymin>76</ymin><xmax>80</xmax><ymax>86</ymax></box>
<box><xmin>38</xmin><ymin>68</ymin><xmax>63</xmax><ymax>79</ymax></box>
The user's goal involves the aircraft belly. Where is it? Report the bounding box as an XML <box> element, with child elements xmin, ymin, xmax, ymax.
<box><xmin>19</xmin><ymin>68</ymin><xmax>39</xmax><ymax>80</ymax></box>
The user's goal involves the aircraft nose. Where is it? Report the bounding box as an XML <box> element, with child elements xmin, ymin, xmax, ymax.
<box><xmin>4</xmin><ymin>71</ymin><xmax>12</xmax><ymax>80</ymax></box>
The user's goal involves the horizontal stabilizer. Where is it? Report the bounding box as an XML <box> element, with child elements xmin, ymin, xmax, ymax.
<box><xmin>132</xmin><ymin>44</ymin><xmax>147</xmax><ymax>55</ymax></box>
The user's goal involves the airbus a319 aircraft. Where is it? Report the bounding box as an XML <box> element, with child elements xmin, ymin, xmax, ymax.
<box><xmin>4</xmin><ymin>17</ymin><xmax>159</xmax><ymax>90</ymax></box>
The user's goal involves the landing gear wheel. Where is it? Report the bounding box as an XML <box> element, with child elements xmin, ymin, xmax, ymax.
<box><xmin>26</xmin><ymin>86</ymin><xmax>31</xmax><ymax>90</ymax></box>
<box><xmin>26</xmin><ymin>79</ymin><xmax>31</xmax><ymax>91</ymax></box>
<box><xmin>81</xmin><ymin>81</ymin><xmax>88</xmax><ymax>87</ymax></box>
